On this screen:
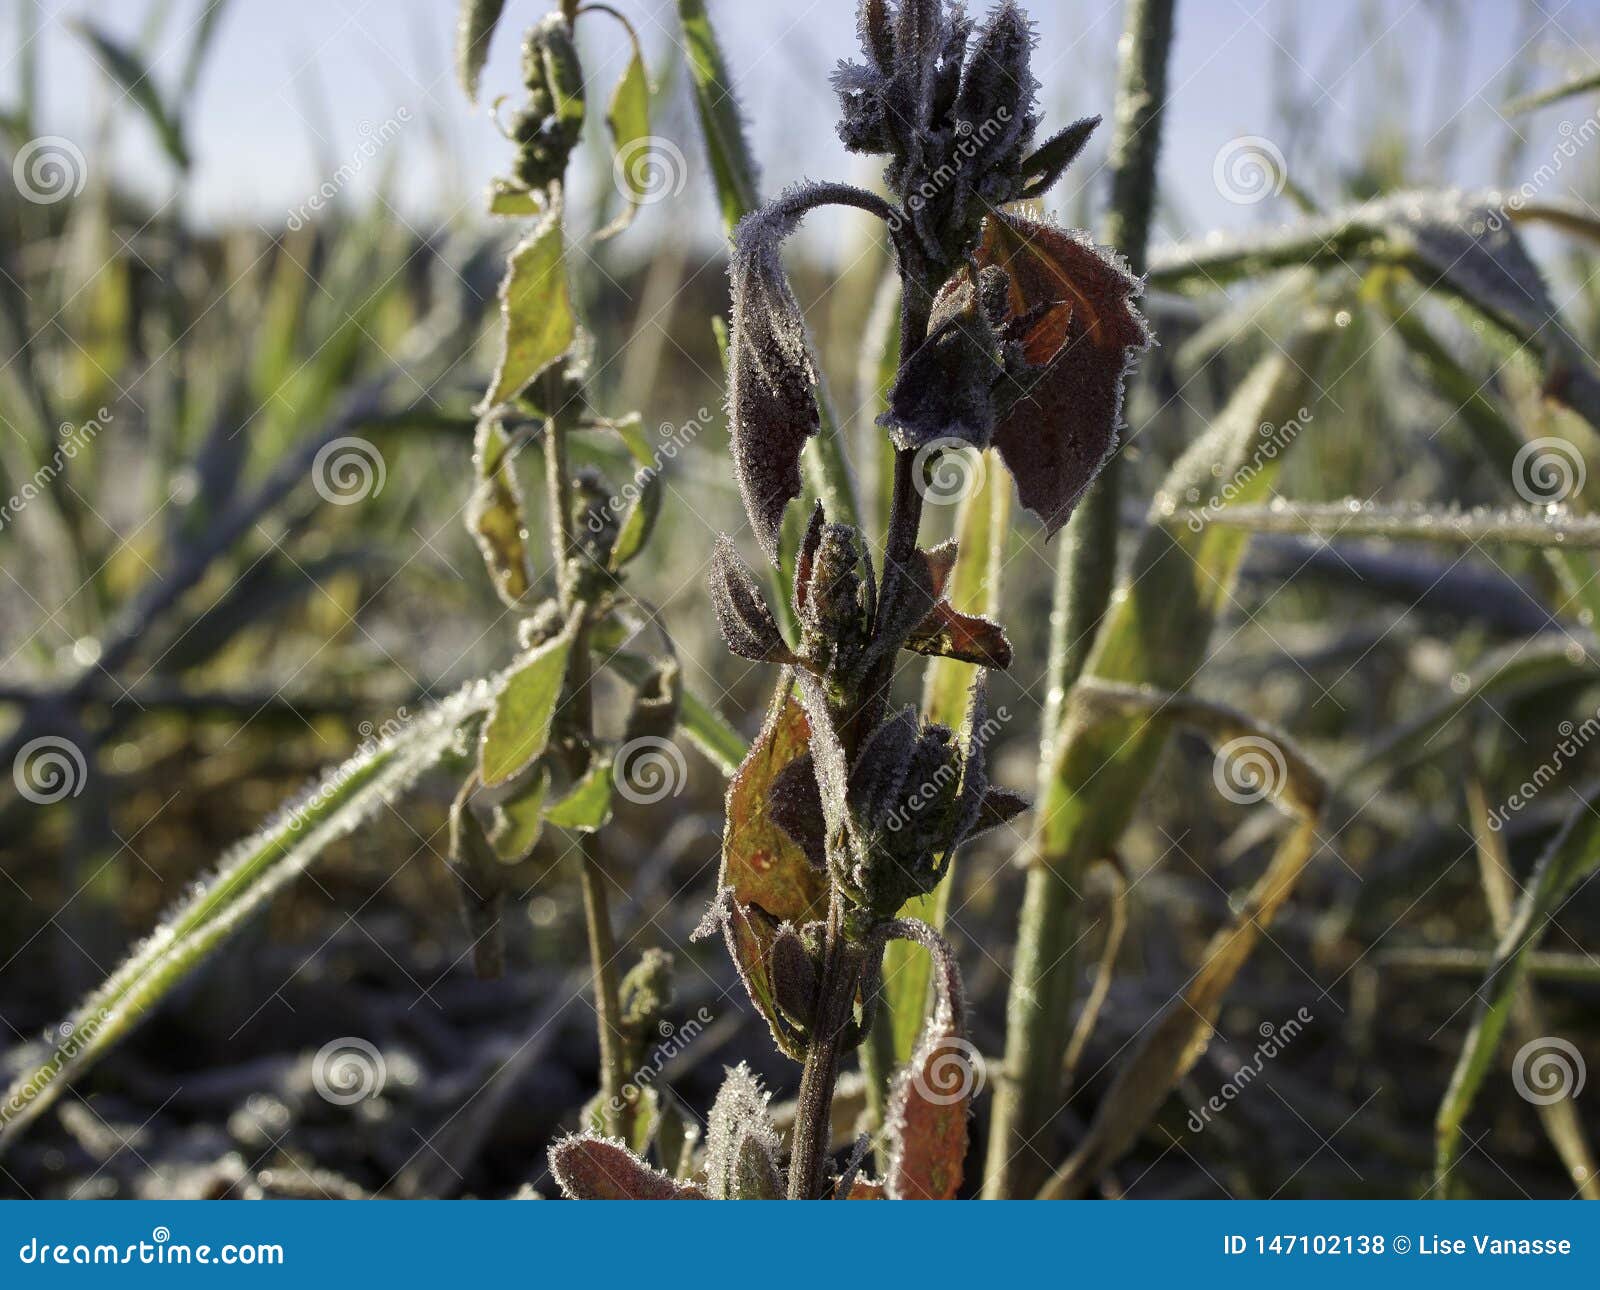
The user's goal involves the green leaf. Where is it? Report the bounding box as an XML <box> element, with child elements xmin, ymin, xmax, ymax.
<box><xmin>676</xmin><ymin>0</ymin><xmax>760</xmax><ymax>231</ymax></box>
<box><xmin>1435</xmin><ymin>784</ymin><xmax>1600</xmax><ymax>1190</ymax></box>
<box><xmin>884</xmin><ymin>465</ymin><xmax>1010</xmax><ymax>1062</ymax></box>
<box><xmin>1036</xmin><ymin>325</ymin><xmax>1332</xmax><ymax>881</ymax></box>
<box><xmin>71</xmin><ymin>19</ymin><xmax>188</xmax><ymax>170</ymax></box>
<box><xmin>487</xmin><ymin>181</ymin><xmax>542</xmax><ymax>218</ymax></box>
<box><xmin>488</xmin><ymin>765</ymin><xmax>550</xmax><ymax>862</ymax></box>
<box><xmin>0</xmin><ymin>680</ymin><xmax>497</xmax><ymax>1150</ymax></box>
<box><xmin>478</xmin><ymin>203</ymin><xmax>577</xmax><ymax>411</ymax></box>
<box><xmin>595</xmin><ymin>40</ymin><xmax>651</xmax><ymax>241</ymax></box>
<box><xmin>478</xmin><ymin>614</ymin><xmax>580</xmax><ymax>787</ymax></box>
<box><xmin>467</xmin><ymin>413</ymin><xmax>533</xmax><ymax>607</ymax></box>
<box><xmin>544</xmin><ymin>755</ymin><xmax>616</xmax><ymax>832</ymax></box>
<box><xmin>455</xmin><ymin>0</ymin><xmax>508</xmax><ymax>104</ymax></box>
<box><xmin>606</xmin><ymin>414</ymin><xmax>663</xmax><ymax>569</ymax></box>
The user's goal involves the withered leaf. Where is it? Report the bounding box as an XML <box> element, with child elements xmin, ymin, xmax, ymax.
<box><xmin>709</xmin><ymin>680</ymin><xmax>830</xmax><ymax>1056</ymax></box>
<box><xmin>977</xmin><ymin>212</ymin><xmax>1149</xmax><ymax>535</ymax></box>
<box><xmin>548</xmin><ymin>1134</ymin><xmax>705</xmax><ymax>1200</ymax></box>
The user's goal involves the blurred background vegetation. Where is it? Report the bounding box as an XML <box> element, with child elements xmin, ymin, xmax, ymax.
<box><xmin>3</xmin><ymin>0</ymin><xmax>1600</xmax><ymax>1199</ymax></box>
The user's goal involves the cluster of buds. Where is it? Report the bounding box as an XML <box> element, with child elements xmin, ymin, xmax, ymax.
<box><xmin>500</xmin><ymin>14</ymin><xmax>586</xmax><ymax>193</ymax></box>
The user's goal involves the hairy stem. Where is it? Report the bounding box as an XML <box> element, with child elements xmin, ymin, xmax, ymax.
<box><xmin>545</xmin><ymin>410</ymin><xmax>630</xmax><ymax>1141</ymax></box>
<box><xmin>983</xmin><ymin>0</ymin><xmax>1176</xmax><ymax>1200</ymax></box>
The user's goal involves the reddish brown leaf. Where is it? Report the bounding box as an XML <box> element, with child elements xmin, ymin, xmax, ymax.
<box><xmin>978</xmin><ymin>212</ymin><xmax>1149</xmax><ymax>535</ymax></box>
<box><xmin>886</xmin><ymin>1000</ymin><xmax>973</xmax><ymax>1200</ymax></box>
<box><xmin>845</xmin><ymin>1177</ymin><xmax>888</xmax><ymax>1199</ymax></box>
<box><xmin>548</xmin><ymin>1135</ymin><xmax>705</xmax><ymax>1200</ymax></box>
<box><xmin>906</xmin><ymin>603</ymin><xmax>1012</xmax><ymax>669</ymax></box>
<box><xmin>711</xmin><ymin>679</ymin><xmax>830</xmax><ymax>1056</ymax></box>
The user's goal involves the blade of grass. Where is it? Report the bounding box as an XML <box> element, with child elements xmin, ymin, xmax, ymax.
<box><xmin>0</xmin><ymin>676</ymin><xmax>499</xmax><ymax>1151</ymax></box>
<box><xmin>1193</xmin><ymin>500</ymin><xmax>1600</xmax><ymax>547</ymax></box>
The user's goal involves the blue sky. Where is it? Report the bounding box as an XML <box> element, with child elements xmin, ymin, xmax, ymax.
<box><xmin>10</xmin><ymin>0</ymin><xmax>1600</xmax><ymax>255</ymax></box>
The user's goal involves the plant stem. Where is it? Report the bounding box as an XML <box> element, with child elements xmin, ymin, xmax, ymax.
<box><xmin>545</xmin><ymin>409</ymin><xmax>631</xmax><ymax>1141</ymax></box>
<box><xmin>983</xmin><ymin>0</ymin><xmax>1176</xmax><ymax>1200</ymax></box>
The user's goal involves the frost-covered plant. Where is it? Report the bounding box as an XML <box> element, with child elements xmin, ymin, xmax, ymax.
<box><xmin>547</xmin><ymin>0</ymin><xmax>1146</xmax><ymax>1201</ymax></box>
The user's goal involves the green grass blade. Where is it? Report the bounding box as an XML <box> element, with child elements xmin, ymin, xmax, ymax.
<box><xmin>0</xmin><ymin>678</ymin><xmax>498</xmax><ymax>1151</ymax></box>
<box><xmin>1193</xmin><ymin>500</ymin><xmax>1600</xmax><ymax>547</ymax></box>
<box><xmin>1505</xmin><ymin>67</ymin><xmax>1600</xmax><ymax>115</ymax></box>
<box><xmin>1434</xmin><ymin>783</ymin><xmax>1600</xmax><ymax>1193</ymax></box>
<box><xmin>676</xmin><ymin>0</ymin><xmax>760</xmax><ymax>230</ymax></box>
<box><xmin>70</xmin><ymin>19</ymin><xmax>189</xmax><ymax>170</ymax></box>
